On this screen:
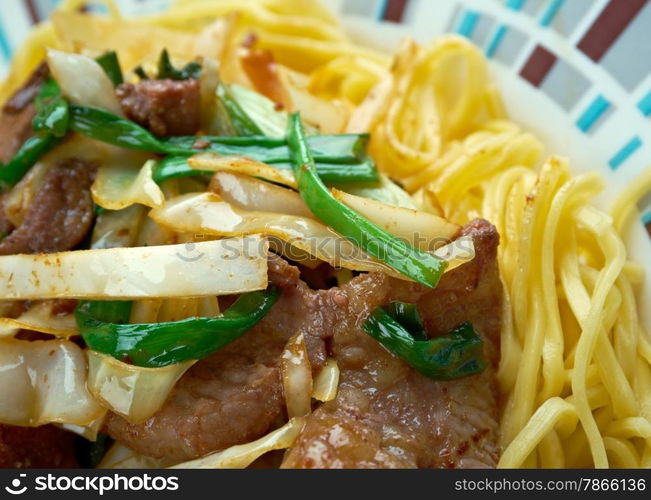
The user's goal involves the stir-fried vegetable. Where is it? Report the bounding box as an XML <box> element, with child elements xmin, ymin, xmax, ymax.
<box><xmin>157</xmin><ymin>49</ymin><xmax>201</xmax><ymax>81</ymax></box>
<box><xmin>95</xmin><ymin>51</ymin><xmax>124</xmax><ymax>86</ymax></box>
<box><xmin>217</xmin><ymin>83</ymin><xmax>264</xmax><ymax>136</ymax></box>
<box><xmin>0</xmin><ymin>134</ymin><xmax>61</xmax><ymax>189</ymax></box>
<box><xmin>0</xmin><ymin>236</ymin><xmax>269</xmax><ymax>299</ymax></box>
<box><xmin>77</xmin><ymin>287</ymin><xmax>279</xmax><ymax>367</ymax></box>
<box><xmin>287</xmin><ymin>113</ymin><xmax>447</xmax><ymax>288</ymax></box>
<box><xmin>363</xmin><ymin>304</ymin><xmax>486</xmax><ymax>380</ymax></box>
<box><xmin>168</xmin><ymin>417</ymin><xmax>305</xmax><ymax>469</ymax></box>
<box><xmin>86</xmin><ymin>350</ymin><xmax>195</xmax><ymax>422</ymax></box>
<box><xmin>312</xmin><ymin>358</ymin><xmax>340</xmax><ymax>402</ymax></box>
<box><xmin>0</xmin><ymin>338</ymin><xmax>105</xmax><ymax>426</ymax></box>
<box><xmin>32</xmin><ymin>78</ymin><xmax>69</xmax><ymax>137</ymax></box>
<box><xmin>0</xmin><ymin>301</ymin><xmax>78</xmax><ymax>339</ymax></box>
<box><xmin>280</xmin><ymin>332</ymin><xmax>312</xmax><ymax>418</ymax></box>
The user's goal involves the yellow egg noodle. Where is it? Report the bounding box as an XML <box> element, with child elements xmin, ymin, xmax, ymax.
<box><xmin>1</xmin><ymin>0</ymin><xmax>650</xmax><ymax>469</ymax></box>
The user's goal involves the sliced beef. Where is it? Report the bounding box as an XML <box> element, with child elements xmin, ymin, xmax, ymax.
<box><xmin>282</xmin><ymin>219</ymin><xmax>502</xmax><ymax>469</ymax></box>
<box><xmin>0</xmin><ymin>63</ymin><xmax>49</xmax><ymax>163</ymax></box>
<box><xmin>103</xmin><ymin>256</ymin><xmax>337</xmax><ymax>462</ymax></box>
<box><xmin>106</xmin><ymin>220</ymin><xmax>502</xmax><ymax>468</ymax></box>
<box><xmin>0</xmin><ymin>424</ymin><xmax>77</xmax><ymax>468</ymax></box>
<box><xmin>0</xmin><ymin>158</ymin><xmax>96</xmax><ymax>255</ymax></box>
<box><xmin>116</xmin><ymin>79</ymin><xmax>200</xmax><ymax>137</ymax></box>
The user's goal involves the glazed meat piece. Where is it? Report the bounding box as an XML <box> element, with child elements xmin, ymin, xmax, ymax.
<box><xmin>0</xmin><ymin>424</ymin><xmax>77</xmax><ymax>468</ymax></box>
<box><xmin>104</xmin><ymin>256</ymin><xmax>337</xmax><ymax>462</ymax></box>
<box><xmin>282</xmin><ymin>219</ymin><xmax>502</xmax><ymax>468</ymax></box>
<box><xmin>0</xmin><ymin>158</ymin><xmax>96</xmax><ymax>255</ymax></box>
<box><xmin>0</xmin><ymin>63</ymin><xmax>48</xmax><ymax>163</ymax></box>
<box><xmin>116</xmin><ymin>79</ymin><xmax>201</xmax><ymax>137</ymax></box>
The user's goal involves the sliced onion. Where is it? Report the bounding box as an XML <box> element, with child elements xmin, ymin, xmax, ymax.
<box><xmin>86</xmin><ymin>350</ymin><xmax>195</xmax><ymax>424</ymax></box>
<box><xmin>312</xmin><ymin>358</ymin><xmax>340</xmax><ymax>402</ymax></box>
<box><xmin>0</xmin><ymin>301</ymin><xmax>78</xmax><ymax>338</ymax></box>
<box><xmin>47</xmin><ymin>49</ymin><xmax>123</xmax><ymax>115</ymax></box>
<box><xmin>169</xmin><ymin>418</ymin><xmax>305</xmax><ymax>469</ymax></box>
<box><xmin>189</xmin><ymin>153</ymin><xmax>296</xmax><ymax>188</ymax></box>
<box><xmin>210</xmin><ymin>171</ymin><xmax>313</xmax><ymax>218</ymax></box>
<box><xmin>0</xmin><ymin>235</ymin><xmax>269</xmax><ymax>299</ymax></box>
<box><xmin>281</xmin><ymin>332</ymin><xmax>312</xmax><ymax>418</ymax></box>
<box><xmin>92</xmin><ymin>159</ymin><xmax>165</xmax><ymax>211</ymax></box>
<box><xmin>332</xmin><ymin>188</ymin><xmax>460</xmax><ymax>250</ymax></box>
<box><xmin>0</xmin><ymin>339</ymin><xmax>104</xmax><ymax>426</ymax></box>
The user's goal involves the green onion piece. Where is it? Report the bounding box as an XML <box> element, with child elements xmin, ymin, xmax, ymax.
<box><xmin>95</xmin><ymin>51</ymin><xmax>124</xmax><ymax>86</ymax></box>
<box><xmin>76</xmin><ymin>287</ymin><xmax>280</xmax><ymax>368</ymax></box>
<box><xmin>385</xmin><ymin>301</ymin><xmax>427</xmax><ymax>341</ymax></box>
<box><xmin>217</xmin><ymin>83</ymin><xmax>264</xmax><ymax>136</ymax></box>
<box><xmin>133</xmin><ymin>66</ymin><xmax>149</xmax><ymax>80</ymax></box>
<box><xmin>0</xmin><ymin>134</ymin><xmax>61</xmax><ymax>190</ymax></box>
<box><xmin>363</xmin><ymin>306</ymin><xmax>486</xmax><ymax>380</ymax></box>
<box><xmin>286</xmin><ymin>112</ymin><xmax>447</xmax><ymax>288</ymax></box>
<box><xmin>157</xmin><ymin>49</ymin><xmax>201</xmax><ymax>80</ymax></box>
<box><xmin>32</xmin><ymin>77</ymin><xmax>68</xmax><ymax>137</ymax></box>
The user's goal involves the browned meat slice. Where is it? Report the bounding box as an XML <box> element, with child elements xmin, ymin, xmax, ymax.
<box><xmin>0</xmin><ymin>424</ymin><xmax>77</xmax><ymax>468</ymax></box>
<box><xmin>104</xmin><ymin>256</ymin><xmax>336</xmax><ymax>462</ymax></box>
<box><xmin>116</xmin><ymin>79</ymin><xmax>200</xmax><ymax>137</ymax></box>
<box><xmin>282</xmin><ymin>219</ymin><xmax>502</xmax><ymax>469</ymax></box>
<box><xmin>0</xmin><ymin>158</ymin><xmax>96</xmax><ymax>255</ymax></box>
<box><xmin>0</xmin><ymin>63</ymin><xmax>49</xmax><ymax>163</ymax></box>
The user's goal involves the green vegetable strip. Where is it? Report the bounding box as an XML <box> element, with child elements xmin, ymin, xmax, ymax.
<box><xmin>95</xmin><ymin>51</ymin><xmax>124</xmax><ymax>86</ymax></box>
<box><xmin>217</xmin><ymin>83</ymin><xmax>264</xmax><ymax>136</ymax></box>
<box><xmin>157</xmin><ymin>49</ymin><xmax>201</xmax><ymax>80</ymax></box>
<box><xmin>32</xmin><ymin>77</ymin><xmax>68</xmax><ymax>138</ymax></box>
<box><xmin>363</xmin><ymin>306</ymin><xmax>486</xmax><ymax>380</ymax></box>
<box><xmin>286</xmin><ymin>113</ymin><xmax>447</xmax><ymax>289</ymax></box>
<box><xmin>385</xmin><ymin>301</ymin><xmax>428</xmax><ymax>341</ymax></box>
<box><xmin>76</xmin><ymin>287</ymin><xmax>280</xmax><ymax>368</ymax></box>
<box><xmin>152</xmin><ymin>155</ymin><xmax>378</xmax><ymax>185</ymax></box>
<box><xmin>0</xmin><ymin>134</ymin><xmax>61</xmax><ymax>189</ymax></box>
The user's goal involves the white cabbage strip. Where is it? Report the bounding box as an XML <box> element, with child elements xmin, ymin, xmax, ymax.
<box><xmin>0</xmin><ymin>301</ymin><xmax>78</xmax><ymax>338</ymax></box>
<box><xmin>0</xmin><ymin>235</ymin><xmax>269</xmax><ymax>299</ymax></box>
<box><xmin>86</xmin><ymin>351</ymin><xmax>195</xmax><ymax>424</ymax></box>
<box><xmin>0</xmin><ymin>339</ymin><xmax>104</xmax><ymax>426</ymax></box>
<box><xmin>150</xmin><ymin>193</ymin><xmax>474</xmax><ymax>277</ymax></box>
<box><xmin>92</xmin><ymin>159</ymin><xmax>165</xmax><ymax>211</ymax></box>
<box><xmin>47</xmin><ymin>49</ymin><xmax>123</xmax><ymax>115</ymax></box>
<box><xmin>168</xmin><ymin>418</ymin><xmax>305</xmax><ymax>469</ymax></box>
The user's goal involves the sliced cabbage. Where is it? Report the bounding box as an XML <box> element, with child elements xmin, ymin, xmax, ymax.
<box><xmin>92</xmin><ymin>159</ymin><xmax>165</xmax><ymax>210</ymax></box>
<box><xmin>189</xmin><ymin>153</ymin><xmax>297</xmax><ymax>188</ymax></box>
<box><xmin>91</xmin><ymin>204</ymin><xmax>147</xmax><ymax>249</ymax></box>
<box><xmin>150</xmin><ymin>192</ymin><xmax>394</xmax><ymax>275</ymax></box>
<box><xmin>0</xmin><ymin>301</ymin><xmax>78</xmax><ymax>338</ymax></box>
<box><xmin>281</xmin><ymin>332</ymin><xmax>312</xmax><ymax>418</ymax></box>
<box><xmin>332</xmin><ymin>188</ymin><xmax>460</xmax><ymax>250</ymax></box>
<box><xmin>150</xmin><ymin>193</ymin><xmax>474</xmax><ymax>276</ymax></box>
<box><xmin>86</xmin><ymin>350</ymin><xmax>194</xmax><ymax>424</ymax></box>
<box><xmin>0</xmin><ymin>235</ymin><xmax>269</xmax><ymax>299</ymax></box>
<box><xmin>169</xmin><ymin>418</ymin><xmax>305</xmax><ymax>469</ymax></box>
<box><xmin>343</xmin><ymin>175</ymin><xmax>419</xmax><ymax>209</ymax></box>
<box><xmin>214</xmin><ymin>172</ymin><xmax>460</xmax><ymax>250</ymax></box>
<box><xmin>3</xmin><ymin>162</ymin><xmax>50</xmax><ymax>227</ymax></box>
<box><xmin>312</xmin><ymin>358</ymin><xmax>340</xmax><ymax>402</ymax></box>
<box><xmin>210</xmin><ymin>171</ymin><xmax>313</xmax><ymax>218</ymax></box>
<box><xmin>0</xmin><ymin>339</ymin><xmax>104</xmax><ymax>426</ymax></box>
<box><xmin>47</xmin><ymin>49</ymin><xmax>123</xmax><ymax>115</ymax></box>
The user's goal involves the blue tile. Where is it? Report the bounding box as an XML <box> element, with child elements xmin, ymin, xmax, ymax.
<box><xmin>540</xmin><ymin>0</ymin><xmax>566</xmax><ymax>27</ymax></box>
<box><xmin>456</xmin><ymin>11</ymin><xmax>480</xmax><ymax>38</ymax></box>
<box><xmin>637</xmin><ymin>90</ymin><xmax>651</xmax><ymax>116</ymax></box>
<box><xmin>609</xmin><ymin>136</ymin><xmax>642</xmax><ymax>169</ymax></box>
<box><xmin>576</xmin><ymin>95</ymin><xmax>611</xmax><ymax>132</ymax></box>
<box><xmin>486</xmin><ymin>25</ymin><xmax>508</xmax><ymax>58</ymax></box>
